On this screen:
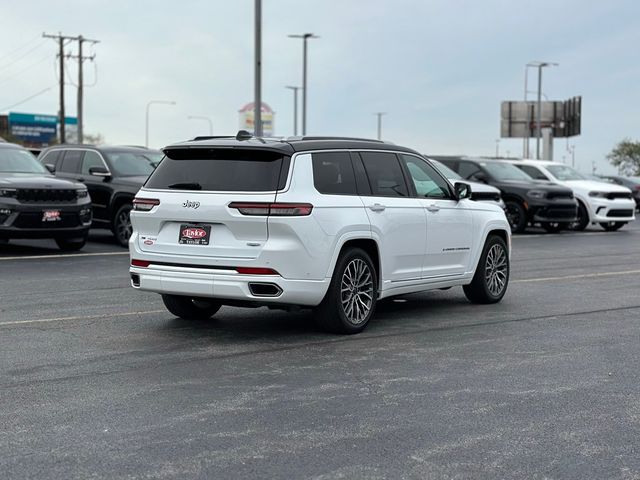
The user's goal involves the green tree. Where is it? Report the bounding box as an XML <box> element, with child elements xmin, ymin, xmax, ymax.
<box><xmin>607</xmin><ymin>139</ymin><xmax>640</xmax><ymax>175</ymax></box>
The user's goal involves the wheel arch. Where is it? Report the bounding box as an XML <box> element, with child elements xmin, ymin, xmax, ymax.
<box><xmin>327</xmin><ymin>236</ymin><xmax>381</xmax><ymax>291</ymax></box>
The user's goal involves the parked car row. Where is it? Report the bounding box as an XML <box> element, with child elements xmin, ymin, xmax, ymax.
<box><xmin>433</xmin><ymin>156</ymin><xmax>636</xmax><ymax>233</ymax></box>
<box><xmin>1</xmin><ymin>139</ymin><xmax>637</xmax><ymax>253</ymax></box>
<box><xmin>0</xmin><ymin>142</ymin><xmax>161</xmax><ymax>250</ymax></box>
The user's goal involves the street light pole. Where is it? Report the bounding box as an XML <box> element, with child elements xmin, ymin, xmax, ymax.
<box><xmin>145</xmin><ymin>100</ymin><xmax>176</xmax><ymax>148</ymax></box>
<box><xmin>288</xmin><ymin>33</ymin><xmax>318</xmax><ymax>135</ymax></box>
<box><xmin>187</xmin><ymin>115</ymin><xmax>213</xmax><ymax>135</ymax></box>
<box><xmin>374</xmin><ymin>112</ymin><xmax>386</xmax><ymax>140</ymax></box>
<box><xmin>285</xmin><ymin>86</ymin><xmax>300</xmax><ymax>136</ymax></box>
<box><xmin>254</xmin><ymin>0</ymin><xmax>262</xmax><ymax>137</ymax></box>
<box><xmin>527</xmin><ymin>61</ymin><xmax>558</xmax><ymax>160</ymax></box>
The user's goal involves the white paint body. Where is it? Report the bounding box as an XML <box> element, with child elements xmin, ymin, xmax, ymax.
<box><xmin>129</xmin><ymin>151</ymin><xmax>510</xmax><ymax>306</ymax></box>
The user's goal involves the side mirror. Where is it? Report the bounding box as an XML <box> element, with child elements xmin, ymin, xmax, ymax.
<box><xmin>44</xmin><ymin>163</ymin><xmax>55</xmax><ymax>174</ymax></box>
<box><xmin>455</xmin><ymin>182</ymin><xmax>472</xmax><ymax>200</ymax></box>
<box><xmin>89</xmin><ymin>166</ymin><xmax>111</xmax><ymax>177</ymax></box>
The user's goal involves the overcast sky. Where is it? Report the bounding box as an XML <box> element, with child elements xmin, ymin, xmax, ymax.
<box><xmin>1</xmin><ymin>0</ymin><xmax>638</xmax><ymax>173</ymax></box>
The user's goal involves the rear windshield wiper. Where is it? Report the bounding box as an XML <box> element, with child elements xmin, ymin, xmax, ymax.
<box><xmin>167</xmin><ymin>182</ymin><xmax>202</xmax><ymax>190</ymax></box>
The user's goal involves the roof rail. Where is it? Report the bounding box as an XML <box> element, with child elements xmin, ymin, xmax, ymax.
<box><xmin>285</xmin><ymin>136</ymin><xmax>385</xmax><ymax>143</ymax></box>
<box><xmin>191</xmin><ymin>135</ymin><xmax>235</xmax><ymax>141</ymax></box>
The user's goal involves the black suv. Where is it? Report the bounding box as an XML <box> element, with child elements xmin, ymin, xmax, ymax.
<box><xmin>0</xmin><ymin>143</ymin><xmax>92</xmax><ymax>250</ymax></box>
<box><xmin>39</xmin><ymin>145</ymin><xmax>162</xmax><ymax>247</ymax></box>
<box><xmin>434</xmin><ymin>156</ymin><xmax>578</xmax><ymax>233</ymax></box>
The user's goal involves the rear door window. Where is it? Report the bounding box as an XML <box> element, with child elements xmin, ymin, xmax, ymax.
<box><xmin>312</xmin><ymin>151</ymin><xmax>357</xmax><ymax>195</ymax></box>
<box><xmin>145</xmin><ymin>148</ymin><xmax>289</xmax><ymax>191</ymax></box>
<box><xmin>359</xmin><ymin>152</ymin><xmax>408</xmax><ymax>197</ymax></box>
<box><xmin>59</xmin><ymin>150</ymin><xmax>83</xmax><ymax>173</ymax></box>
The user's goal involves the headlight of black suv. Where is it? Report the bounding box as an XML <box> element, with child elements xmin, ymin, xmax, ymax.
<box><xmin>76</xmin><ymin>188</ymin><xmax>89</xmax><ymax>198</ymax></box>
<box><xmin>526</xmin><ymin>189</ymin><xmax>547</xmax><ymax>200</ymax></box>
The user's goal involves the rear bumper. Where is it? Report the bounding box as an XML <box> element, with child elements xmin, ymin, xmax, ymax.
<box><xmin>129</xmin><ymin>264</ymin><xmax>330</xmax><ymax>307</ymax></box>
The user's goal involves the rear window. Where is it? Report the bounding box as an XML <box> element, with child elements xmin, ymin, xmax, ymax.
<box><xmin>145</xmin><ymin>148</ymin><xmax>289</xmax><ymax>191</ymax></box>
<box><xmin>312</xmin><ymin>151</ymin><xmax>357</xmax><ymax>195</ymax></box>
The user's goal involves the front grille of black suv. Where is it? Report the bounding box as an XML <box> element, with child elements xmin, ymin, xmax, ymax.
<box><xmin>607</xmin><ymin>209</ymin><xmax>634</xmax><ymax>217</ymax></box>
<box><xmin>547</xmin><ymin>191</ymin><xmax>574</xmax><ymax>200</ymax></box>
<box><xmin>13</xmin><ymin>212</ymin><xmax>81</xmax><ymax>228</ymax></box>
<box><xmin>540</xmin><ymin>206</ymin><xmax>577</xmax><ymax>219</ymax></box>
<box><xmin>16</xmin><ymin>189</ymin><xmax>77</xmax><ymax>203</ymax></box>
<box><xmin>471</xmin><ymin>192</ymin><xmax>501</xmax><ymax>202</ymax></box>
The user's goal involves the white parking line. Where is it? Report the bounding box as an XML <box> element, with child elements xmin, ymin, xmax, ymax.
<box><xmin>0</xmin><ymin>309</ymin><xmax>164</xmax><ymax>327</ymax></box>
<box><xmin>513</xmin><ymin>269</ymin><xmax>640</xmax><ymax>283</ymax></box>
<box><xmin>0</xmin><ymin>251</ymin><xmax>129</xmax><ymax>261</ymax></box>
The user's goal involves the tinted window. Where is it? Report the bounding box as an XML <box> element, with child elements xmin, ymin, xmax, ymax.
<box><xmin>458</xmin><ymin>161</ymin><xmax>482</xmax><ymax>180</ymax></box>
<box><xmin>312</xmin><ymin>152</ymin><xmax>357</xmax><ymax>195</ymax></box>
<box><xmin>0</xmin><ymin>148</ymin><xmax>48</xmax><ymax>174</ymax></box>
<box><xmin>482</xmin><ymin>162</ymin><xmax>532</xmax><ymax>181</ymax></box>
<box><xmin>518</xmin><ymin>164</ymin><xmax>549</xmax><ymax>180</ymax></box>
<box><xmin>104</xmin><ymin>151</ymin><xmax>156</xmax><ymax>177</ymax></box>
<box><xmin>401</xmin><ymin>155</ymin><xmax>452</xmax><ymax>199</ymax></box>
<box><xmin>359</xmin><ymin>152</ymin><xmax>408</xmax><ymax>197</ymax></box>
<box><xmin>40</xmin><ymin>150</ymin><xmax>61</xmax><ymax>168</ymax></box>
<box><xmin>82</xmin><ymin>151</ymin><xmax>106</xmax><ymax>175</ymax></box>
<box><xmin>145</xmin><ymin>148</ymin><xmax>289</xmax><ymax>191</ymax></box>
<box><xmin>59</xmin><ymin>150</ymin><xmax>83</xmax><ymax>173</ymax></box>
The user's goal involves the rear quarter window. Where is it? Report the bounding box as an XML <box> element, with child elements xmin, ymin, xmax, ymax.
<box><xmin>312</xmin><ymin>151</ymin><xmax>357</xmax><ymax>195</ymax></box>
<box><xmin>145</xmin><ymin>148</ymin><xmax>290</xmax><ymax>191</ymax></box>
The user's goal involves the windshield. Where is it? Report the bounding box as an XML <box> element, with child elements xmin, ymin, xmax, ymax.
<box><xmin>482</xmin><ymin>162</ymin><xmax>533</xmax><ymax>181</ymax></box>
<box><xmin>430</xmin><ymin>159</ymin><xmax>462</xmax><ymax>180</ymax></box>
<box><xmin>546</xmin><ymin>164</ymin><xmax>586</xmax><ymax>181</ymax></box>
<box><xmin>105</xmin><ymin>151</ymin><xmax>157</xmax><ymax>177</ymax></box>
<box><xmin>0</xmin><ymin>148</ymin><xmax>49</xmax><ymax>174</ymax></box>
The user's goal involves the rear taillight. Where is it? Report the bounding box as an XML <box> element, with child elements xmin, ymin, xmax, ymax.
<box><xmin>133</xmin><ymin>198</ymin><xmax>160</xmax><ymax>211</ymax></box>
<box><xmin>131</xmin><ymin>259</ymin><xmax>151</xmax><ymax>267</ymax></box>
<box><xmin>228</xmin><ymin>202</ymin><xmax>313</xmax><ymax>216</ymax></box>
<box><xmin>235</xmin><ymin>267</ymin><xmax>279</xmax><ymax>275</ymax></box>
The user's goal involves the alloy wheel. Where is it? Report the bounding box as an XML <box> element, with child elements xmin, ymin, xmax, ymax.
<box><xmin>340</xmin><ymin>258</ymin><xmax>374</xmax><ymax>325</ymax></box>
<box><xmin>484</xmin><ymin>244</ymin><xmax>508</xmax><ymax>296</ymax></box>
<box><xmin>116</xmin><ymin>209</ymin><xmax>133</xmax><ymax>244</ymax></box>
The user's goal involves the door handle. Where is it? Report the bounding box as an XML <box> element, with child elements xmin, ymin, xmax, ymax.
<box><xmin>426</xmin><ymin>204</ymin><xmax>440</xmax><ymax>212</ymax></box>
<box><xmin>368</xmin><ymin>203</ymin><xmax>386</xmax><ymax>212</ymax></box>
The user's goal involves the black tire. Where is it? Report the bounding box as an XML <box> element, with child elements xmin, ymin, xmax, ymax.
<box><xmin>463</xmin><ymin>235</ymin><xmax>509</xmax><ymax>304</ymax></box>
<box><xmin>113</xmin><ymin>203</ymin><xmax>133</xmax><ymax>248</ymax></box>
<box><xmin>504</xmin><ymin>200</ymin><xmax>527</xmax><ymax>234</ymax></box>
<box><xmin>55</xmin><ymin>235</ymin><xmax>88</xmax><ymax>251</ymax></box>
<box><xmin>569</xmin><ymin>201</ymin><xmax>589</xmax><ymax>231</ymax></box>
<box><xmin>599</xmin><ymin>221</ymin><xmax>626</xmax><ymax>232</ymax></box>
<box><xmin>314</xmin><ymin>247</ymin><xmax>378</xmax><ymax>334</ymax></box>
<box><xmin>541</xmin><ymin>222</ymin><xmax>566</xmax><ymax>233</ymax></box>
<box><xmin>161</xmin><ymin>294</ymin><xmax>221</xmax><ymax>320</ymax></box>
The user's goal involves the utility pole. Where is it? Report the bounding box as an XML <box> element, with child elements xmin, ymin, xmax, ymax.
<box><xmin>43</xmin><ymin>32</ymin><xmax>74</xmax><ymax>144</ymax></box>
<box><xmin>44</xmin><ymin>32</ymin><xmax>99</xmax><ymax>144</ymax></box>
<box><xmin>288</xmin><ymin>33</ymin><xmax>319</xmax><ymax>135</ymax></box>
<box><xmin>254</xmin><ymin>0</ymin><xmax>262</xmax><ymax>137</ymax></box>
<box><xmin>66</xmin><ymin>35</ymin><xmax>99</xmax><ymax>144</ymax></box>
<box><xmin>374</xmin><ymin>112</ymin><xmax>386</xmax><ymax>140</ymax></box>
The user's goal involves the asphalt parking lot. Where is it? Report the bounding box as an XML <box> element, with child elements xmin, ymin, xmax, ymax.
<box><xmin>1</xmin><ymin>223</ymin><xmax>640</xmax><ymax>479</ymax></box>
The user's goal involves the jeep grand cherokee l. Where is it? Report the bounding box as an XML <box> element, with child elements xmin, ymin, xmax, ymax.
<box><xmin>39</xmin><ymin>145</ymin><xmax>160</xmax><ymax>247</ymax></box>
<box><xmin>0</xmin><ymin>143</ymin><xmax>91</xmax><ymax>250</ymax></box>
<box><xmin>435</xmin><ymin>156</ymin><xmax>578</xmax><ymax>233</ymax></box>
<box><xmin>129</xmin><ymin>134</ymin><xmax>511</xmax><ymax>334</ymax></box>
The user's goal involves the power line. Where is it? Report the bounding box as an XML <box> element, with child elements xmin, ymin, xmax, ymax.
<box><xmin>0</xmin><ymin>40</ymin><xmax>46</xmax><ymax>71</ymax></box>
<box><xmin>0</xmin><ymin>35</ymin><xmax>42</xmax><ymax>63</ymax></box>
<box><xmin>0</xmin><ymin>86</ymin><xmax>54</xmax><ymax>112</ymax></box>
<box><xmin>0</xmin><ymin>54</ymin><xmax>50</xmax><ymax>86</ymax></box>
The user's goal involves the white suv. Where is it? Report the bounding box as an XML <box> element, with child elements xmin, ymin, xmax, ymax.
<box><xmin>509</xmin><ymin>160</ymin><xmax>635</xmax><ymax>231</ymax></box>
<box><xmin>129</xmin><ymin>135</ymin><xmax>511</xmax><ymax>334</ymax></box>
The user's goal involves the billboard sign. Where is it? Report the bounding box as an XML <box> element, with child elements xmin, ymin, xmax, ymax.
<box><xmin>8</xmin><ymin>112</ymin><xmax>78</xmax><ymax>145</ymax></box>
<box><xmin>238</xmin><ymin>102</ymin><xmax>274</xmax><ymax>136</ymax></box>
<box><xmin>500</xmin><ymin>96</ymin><xmax>581</xmax><ymax>138</ymax></box>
